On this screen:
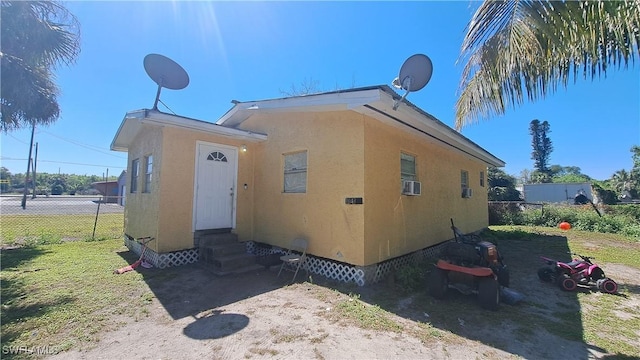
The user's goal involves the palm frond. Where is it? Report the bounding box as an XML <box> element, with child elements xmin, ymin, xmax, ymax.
<box><xmin>455</xmin><ymin>0</ymin><xmax>640</xmax><ymax>130</ymax></box>
<box><xmin>0</xmin><ymin>0</ymin><xmax>79</xmax><ymax>132</ymax></box>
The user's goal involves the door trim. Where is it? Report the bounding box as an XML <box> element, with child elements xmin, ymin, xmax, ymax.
<box><xmin>192</xmin><ymin>141</ymin><xmax>239</xmax><ymax>231</ymax></box>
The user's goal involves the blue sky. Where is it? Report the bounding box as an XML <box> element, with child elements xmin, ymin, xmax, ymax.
<box><xmin>1</xmin><ymin>1</ymin><xmax>638</xmax><ymax>181</ymax></box>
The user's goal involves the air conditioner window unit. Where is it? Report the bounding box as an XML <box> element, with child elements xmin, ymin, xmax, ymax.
<box><xmin>402</xmin><ymin>180</ymin><xmax>421</xmax><ymax>196</ymax></box>
<box><xmin>462</xmin><ymin>187</ymin><xmax>473</xmax><ymax>198</ymax></box>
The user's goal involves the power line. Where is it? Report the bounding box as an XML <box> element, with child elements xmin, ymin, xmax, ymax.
<box><xmin>0</xmin><ymin>157</ymin><xmax>125</xmax><ymax>169</ymax></box>
<box><xmin>38</xmin><ymin>130</ymin><xmax>127</xmax><ymax>159</ymax></box>
<box><xmin>4</xmin><ymin>133</ymin><xmax>30</xmax><ymax>145</ymax></box>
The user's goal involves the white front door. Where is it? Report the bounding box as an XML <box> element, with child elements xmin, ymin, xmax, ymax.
<box><xmin>193</xmin><ymin>142</ymin><xmax>237</xmax><ymax>230</ymax></box>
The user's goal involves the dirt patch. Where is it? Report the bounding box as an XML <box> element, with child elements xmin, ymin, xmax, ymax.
<box><xmin>50</xmin><ymin>266</ymin><xmax>509</xmax><ymax>360</ymax></box>
<box><xmin>48</xmin><ymin>235</ymin><xmax>640</xmax><ymax>360</ymax></box>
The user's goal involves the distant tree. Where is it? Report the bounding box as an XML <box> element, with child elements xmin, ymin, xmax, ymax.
<box><xmin>518</xmin><ymin>169</ymin><xmax>531</xmax><ymax>185</ymax></box>
<box><xmin>49</xmin><ymin>175</ymin><xmax>67</xmax><ymax>195</ymax></box>
<box><xmin>549</xmin><ymin>165</ymin><xmax>591</xmax><ymax>183</ymax></box>
<box><xmin>279</xmin><ymin>77</ymin><xmax>323</xmax><ymax>97</ymax></box>
<box><xmin>529</xmin><ymin>119</ymin><xmax>553</xmax><ymax>182</ymax></box>
<box><xmin>1</xmin><ymin>1</ymin><xmax>81</xmax><ymax>132</ymax></box>
<box><xmin>0</xmin><ymin>167</ymin><xmax>11</xmax><ymax>192</ymax></box>
<box><xmin>630</xmin><ymin>145</ymin><xmax>640</xmax><ymax>197</ymax></box>
<box><xmin>552</xmin><ymin>173</ymin><xmax>591</xmax><ymax>184</ymax></box>
<box><xmin>610</xmin><ymin>169</ymin><xmax>633</xmax><ymax>200</ymax></box>
<box><xmin>549</xmin><ymin>165</ymin><xmax>583</xmax><ymax>177</ymax></box>
<box><xmin>530</xmin><ymin>170</ymin><xmax>551</xmax><ymax>184</ymax></box>
<box><xmin>50</xmin><ymin>183</ymin><xmax>64</xmax><ymax>195</ymax></box>
<box><xmin>455</xmin><ymin>1</ymin><xmax>640</xmax><ymax>129</ymax></box>
<box><xmin>487</xmin><ymin>167</ymin><xmax>522</xmax><ymax>201</ymax></box>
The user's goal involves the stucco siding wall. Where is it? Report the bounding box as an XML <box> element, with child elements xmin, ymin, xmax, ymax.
<box><xmin>124</xmin><ymin>124</ymin><xmax>256</xmax><ymax>254</ymax></box>
<box><xmin>239</xmin><ymin>112</ymin><xmax>366</xmax><ymax>265</ymax></box>
<box><xmin>124</xmin><ymin>125</ymin><xmax>162</xmax><ymax>253</ymax></box>
<box><xmin>362</xmin><ymin>117</ymin><xmax>489</xmax><ymax>265</ymax></box>
<box><xmin>156</xmin><ymin>127</ymin><xmax>256</xmax><ymax>252</ymax></box>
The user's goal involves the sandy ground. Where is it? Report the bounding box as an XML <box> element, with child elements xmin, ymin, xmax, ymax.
<box><xmin>52</xmin><ymin>266</ymin><xmax>640</xmax><ymax>359</ymax></box>
<box><xmin>48</xmin><ymin>249</ymin><xmax>640</xmax><ymax>360</ymax></box>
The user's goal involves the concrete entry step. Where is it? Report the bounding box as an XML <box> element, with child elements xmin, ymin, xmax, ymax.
<box><xmin>212</xmin><ymin>253</ymin><xmax>256</xmax><ymax>270</ymax></box>
<box><xmin>201</xmin><ymin>242</ymin><xmax>247</xmax><ymax>259</ymax></box>
<box><xmin>194</xmin><ymin>230</ymin><xmax>237</xmax><ymax>247</ymax></box>
<box><xmin>196</xmin><ymin>229</ymin><xmax>259</xmax><ymax>275</ymax></box>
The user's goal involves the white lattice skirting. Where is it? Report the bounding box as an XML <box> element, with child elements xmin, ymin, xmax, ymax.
<box><xmin>123</xmin><ymin>236</ymin><xmax>199</xmax><ymax>269</ymax></box>
<box><xmin>124</xmin><ymin>236</ymin><xmax>448</xmax><ymax>284</ymax></box>
<box><xmin>247</xmin><ymin>240</ymin><xmax>449</xmax><ymax>286</ymax></box>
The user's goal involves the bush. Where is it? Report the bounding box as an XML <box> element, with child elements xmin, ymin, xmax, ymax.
<box><xmin>395</xmin><ymin>260</ymin><xmax>429</xmax><ymax>292</ymax></box>
<box><xmin>488</xmin><ymin>202</ymin><xmax>523</xmax><ymax>225</ymax></box>
<box><xmin>606</xmin><ymin>204</ymin><xmax>640</xmax><ymax>222</ymax></box>
<box><xmin>50</xmin><ymin>184</ymin><xmax>64</xmax><ymax>195</ymax></box>
<box><xmin>488</xmin><ymin>202</ymin><xmax>640</xmax><ymax>240</ymax></box>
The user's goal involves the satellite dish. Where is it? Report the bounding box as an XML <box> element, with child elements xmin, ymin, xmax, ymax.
<box><xmin>392</xmin><ymin>54</ymin><xmax>433</xmax><ymax>110</ymax></box>
<box><xmin>143</xmin><ymin>54</ymin><xmax>190</xmax><ymax>110</ymax></box>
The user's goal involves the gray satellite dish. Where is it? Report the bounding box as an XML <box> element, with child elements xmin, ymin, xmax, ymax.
<box><xmin>143</xmin><ymin>54</ymin><xmax>189</xmax><ymax>110</ymax></box>
<box><xmin>392</xmin><ymin>54</ymin><xmax>433</xmax><ymax>110</ymax></box>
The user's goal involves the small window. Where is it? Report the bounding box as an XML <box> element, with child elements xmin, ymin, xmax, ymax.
<box><xmin>130</xmin><ymin>159</ymin><xmax>139</xmax><ymax>193</ymax></box>
<box><xmin>461</xmin><ymin>170</ymin><xmax>469</xmax><ymax>195</ymax></box>
<box><xmin>400</xmin><ymin>153</ymin><xmax>417</xmax><ymax>181</ymax></box>
<box><xmin>143</xmin><ymin>155</ymin><xmax>153</xmax><ymax>193</ymax></box>
<box><xmin>207</xmin><ymin>151</ymin><xmax>227</xmax><ymax>162</ymax></box>
<box><xmin>480</xmin><ymin>171</ymin><xmax>485</xmax><ymax>187</ymax></box>
<box><xmin>284</xmin><ymin>151</ymin><xmax>307</xmax><ymax>193</ymax></box>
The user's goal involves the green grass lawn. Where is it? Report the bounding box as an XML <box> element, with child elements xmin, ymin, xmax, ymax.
<box><xmin>1</xmin><ymin>239</ymin><xmax>152</xmax><ymax>358</ymax></box>
<box><xmin>490</xmin><ymin>226</ymin><xmax>640</xmax><ymax>357</ymax></box>
<box><xmin>335</xmin><ymin>226</ymin><xmax>640</xmax><ymax>358</ymax></box>
<box><xmin>1</xmin><ymin>214</ymin><xmax>124</xmax><ymax>245</ymax></box>
<box><xmin>1</xmin><ymin>226</ymin><xmax>639</xmax><ymax>359</ymax></box>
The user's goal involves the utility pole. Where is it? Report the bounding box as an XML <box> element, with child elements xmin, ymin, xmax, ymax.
<box><xmin>21</xmin><ymin>123</ymin><xmax>36</xmax><ymax>209</ymax></box>
<box><xmin>32</xmin><ymin>142</ymin><xmax>38</xmax><ymax>199</ymax></box>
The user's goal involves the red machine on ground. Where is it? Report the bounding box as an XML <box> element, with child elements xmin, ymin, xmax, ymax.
<box><xmin>537</xmin><ymin>253</ymin><xmax>618</xmax><ymax>294</ymax></box>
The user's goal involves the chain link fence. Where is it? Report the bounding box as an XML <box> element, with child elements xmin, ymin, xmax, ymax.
<box><xmin>1</xmin><ymin>195</ymin><xmax>124</xmax><ymax>246</ymax></box>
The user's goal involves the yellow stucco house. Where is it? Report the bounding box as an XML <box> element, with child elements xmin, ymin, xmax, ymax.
<box><xmin>111</xmin><ymin>85</ymin><xmax>504</xmax><ymax>285</ymax></box>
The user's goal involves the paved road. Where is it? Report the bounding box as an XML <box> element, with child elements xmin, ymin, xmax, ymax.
<box><xmin>0</xmin><ymin>196</ymin><xmax>124</xmax><ymax>215</ymax></box>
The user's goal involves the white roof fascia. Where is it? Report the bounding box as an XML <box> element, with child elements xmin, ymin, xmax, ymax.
<box><xmin>110</xmin><ymin>110</ymin><xmax>146</xmax><ymax>152</ymax></box>
<box><xmin>111</xmin><ymin>109</ymin><xmax>266</xmax><ymax>152</ymax></box>
<box><xmin>216</xmin><ymin>89</ymin><xmax>382</xmax><ymax>127</ymax></box>
<box><xmin>212</xmin><ymin>86</ymin><xmax>504</xmax><ymax>167</ymax></box>
<box><xmin>142</xmin><ymin>110</ymin><xmax>267</xmax><ymax>140</ymax></box>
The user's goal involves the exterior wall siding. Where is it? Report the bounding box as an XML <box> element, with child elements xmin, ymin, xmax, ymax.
<box><xmin>123</xmin><ymin>109</ymin><xmax>491</xmax><ymax>267</ymax></box>
<box><xmin>362</xmin><ymin>117</ymin><xmax>488</xmax><ymax>265</ymax></box>
<box><xmin>124</xmin><ymin>125</ymin><xmax>256</xmax><ymax>253</ymax></box>
<box><xmin>124</xmin><ymin>125</ymin><xmax>163</xmax><ymax>253</ymax></box>
<box><xmin>239</xmin><ymin>112</ymin><xmax>366</xmax><ymax>266</ymax></box>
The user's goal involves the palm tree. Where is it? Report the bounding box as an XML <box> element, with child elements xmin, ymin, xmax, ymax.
<box><xmin>455</xmin><ymin>1</ymin><xmax>640</xmax><ymax>130</ymax></box>
<box><xmin>611</xmin><ymin>169</ymin><xmax>632</xmax><ymax>195</ymax></box>
<box><xmin>1</xmin><ymin>1</ymin><xmax>80</xmax><ymax>132</ymax></box>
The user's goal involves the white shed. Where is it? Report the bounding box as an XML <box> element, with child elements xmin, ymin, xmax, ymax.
<box><xmin>523</xmin><ymin>183</ymin><xmax>593</xmax><ymax>204</ymax></box>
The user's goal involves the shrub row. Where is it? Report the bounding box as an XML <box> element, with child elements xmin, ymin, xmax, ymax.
<box><xmin>488</xmin><ymin>203</ymin><xmax>640</xmax><ymax>239</ymax></box>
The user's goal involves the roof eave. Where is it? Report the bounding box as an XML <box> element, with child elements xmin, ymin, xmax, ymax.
<box><xmin>215</xmin><ymin>86</ymin><xmax>504</xmax><ymax>167</ymax></box>
<box><xmin>111</xmin><ymin>109</ymin><xmax>267</xmax><ymax>152</ymax></box>
<box><xmin>215</xmin><ymin>88</ymin><xmax>383</xmax><ymax>127</ymax></box>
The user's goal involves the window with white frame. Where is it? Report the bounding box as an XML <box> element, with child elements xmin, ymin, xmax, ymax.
<box><xmin>284</xmin><ymin>151</ymin><xmax>307</xmax><ymax>193</ymax></box>
<box><xmin>401</xmin><ymin>153</ymin><xmax>417</xmax><ymax>181</ymax></box>
<box><xmin>130</xmin><ymin>158</ymin><xmax>139</xmax><ymax>193</ymax></box>
<box><xmin>461</xmin><ymin>170</ymin><xmax>469</xmax><ymax>196</ymax></box>
<box><xmin>480</xmin><ymin>170</ymin><xmax>485</xmax><ymax>187</ymax></box>
<box><xmin>143</xmin><ymin>155</ymin><xmax>153</xmax><ymax>193</ymax></box>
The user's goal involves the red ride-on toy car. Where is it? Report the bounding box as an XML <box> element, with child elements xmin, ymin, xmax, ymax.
<box><xmin>537</xmin><ymin>253</ymin><xmax>618</xmax><ymax>294</ymax></box>
<box><xmin>427</xmin><ymin>219</ymin><xmax>510</xmax><ymax>311</ymax></box>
